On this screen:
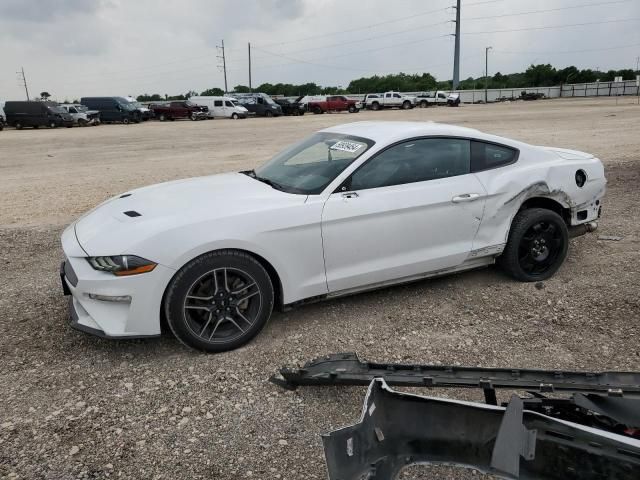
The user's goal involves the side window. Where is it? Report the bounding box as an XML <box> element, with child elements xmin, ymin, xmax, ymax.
<box><xmin>350</xmin><ymin>138</ymin><xmax>471</xmax><ymax>191</ymax></box>
<box><xmin>393</xmin><ymin>94</ymin><xmax>401</xmax><ymax>98</ymax></box>
<box><xmin>224</xmin><ymin>101</ymin><xmax>233</xmax><ymax>107</ymax></box>
<box><xmin>471</xmin><ymin>141</ymin><xmax>518</xmax><ymax>172</ymax></box>
<box><xmin>214</xmin><ymin>100</ymin><xmax>223</xmax><ymax>107</ymax></box>
<box><xmin>438</xmin><ymin>93</ymin><xmax>446</xmax><ymax>99</ymax></box>
<box><xmin>69</xmin><ymin>107</ymin><xmax>77</xmax><ymax>113</ymax></box>
<box><xmin>385</xmin><ymin>93</ymin><xmax>392</xmax><ymax>98</ymax></box>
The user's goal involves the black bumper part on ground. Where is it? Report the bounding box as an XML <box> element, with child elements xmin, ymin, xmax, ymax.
<box><xmin>323</xmin><ymin>379</ymin><xmax>640</xmax><ymax>480</ymax></box>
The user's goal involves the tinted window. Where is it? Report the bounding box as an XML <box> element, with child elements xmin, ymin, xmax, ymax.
<box><xmin>350</xmin><ymin>138</ymin><xmax>470</xmax><ymax>191</ymax></box>
<box><xmin>214</xmin><ymin>100</ymin><xmax>223</xmax><ymax>107</ymax></box>
<box><xmin>393</xmin><ymin>94</ymin><xmax>401</xmax><ymax>98</ymax></box>
<box><xmin>471</xmin><ymin>141</ymin><xmax>518</xmax><ymax>172</ymax></box>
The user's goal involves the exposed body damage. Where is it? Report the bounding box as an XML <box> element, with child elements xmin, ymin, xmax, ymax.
<box><xmin>272</xmin><ymin>354</ymin><xmax>640</xmax><ymax>480</ymax></box>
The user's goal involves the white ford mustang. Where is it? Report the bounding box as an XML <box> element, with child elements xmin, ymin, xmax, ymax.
<box><xmin>61</xmin><ymin>121</ymin><xmax>605</xmax><ymax>351</ymax></box>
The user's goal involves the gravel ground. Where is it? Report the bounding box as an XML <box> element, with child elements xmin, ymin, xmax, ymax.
<box><xmin>1</xmin><ymin>97</ymin><xmax>639</xmax><ymax>479</ymax></box>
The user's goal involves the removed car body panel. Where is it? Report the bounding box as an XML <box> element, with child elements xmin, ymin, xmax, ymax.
<box><xmin>322</xmin><ymin>378</ymin><xmax>640</xmax><ymax>480</ymax></box>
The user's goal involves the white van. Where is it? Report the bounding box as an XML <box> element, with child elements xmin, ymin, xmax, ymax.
<box><xmin>189</xmin><ymin>96</ymin><xmax>248</xmax><ymax>119</ymax></box>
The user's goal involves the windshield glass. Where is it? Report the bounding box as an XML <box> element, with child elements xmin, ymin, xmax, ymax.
<box><xmin>264</xmin><ymin>96</ymin><xmax>276</xmax><ymax>105</ymax></box>
<box><xmin>254</xmin><ymin>133</ymin><xmax>374</xmax><ymax>195</ymax></box>
<box><xmin>75</xmin><ymin>105</ymin><xmax>88</xmax><ymax>112</ymax></box>
<box><xmin>231</xmin><ymin>100</ymin><xmax>241</xmax><ymax>107</ymax></box>
<box><xmin>49</xmin><ymin>105</ymin><xmax>66</xmax><ymax>114</ymax></box>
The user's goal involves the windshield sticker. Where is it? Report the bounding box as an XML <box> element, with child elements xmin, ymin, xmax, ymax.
<box><xmin>330</xmin><ymin>140</ymin><xmax>365</xmax><ymax>153</ymax></box>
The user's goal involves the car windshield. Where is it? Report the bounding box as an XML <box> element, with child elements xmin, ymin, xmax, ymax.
<box><xmin>264</xmin><ymin>96</ymin><xmax>276</xmax><ymax>105</ymax></box>
<box><xmin>231</xmin><ymin>100</ymin><xmax>241</xmax><ymax>107</ymax></box>
<box><xmin>75</xmin><ymin>105</ymin><xmax>88</xmax><ymax>112</ymax></box>
<box><xmin>49</xmin><ymin>105</ymin><xmax>66</xmax><ymax>114</ymax></box>
<box><xmin>252</xmin><ymin>133</ymin><xmax>374</xmax><ymax>195</ymax></box>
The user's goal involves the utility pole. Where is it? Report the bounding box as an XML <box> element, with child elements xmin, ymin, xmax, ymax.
<box><xmin>217</xmin><ymin>40</ymin><xmax>228</xmax><ymax>93</ymax></box>
<box><xmin>452</xmin><ymin>0</ymin><xmax>461</xmax><ymax>90</ymax></box>
<box><xmin>17</xmin><ymin>67</ymin><xmax>30</xmax><ymax>100</ymax></box>
<box><xmin>485</xmin><ymin>46</ymin><xmax>492</xmax><ymax>103</ymax></box>
<box><xmin>248</xmin><ymin>42</ymin><xmax>252</xmax><ymax>92</ymax></box>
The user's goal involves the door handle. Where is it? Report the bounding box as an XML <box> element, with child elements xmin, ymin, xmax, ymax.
<box><xmin>452</xmin><ymin>193</ymin><xmax>481</xmax><ymax>203</ymax></box>
<box><xmin>341</xmin><ymin>191</ymin><xmax>359</xmax><ymax>199</ymax></box>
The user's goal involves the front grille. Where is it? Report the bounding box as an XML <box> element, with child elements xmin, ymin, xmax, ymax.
<box><xmin>64</xmin><ymin>260</ymin><xmax>78</xmax><ymax>287</ymax></box>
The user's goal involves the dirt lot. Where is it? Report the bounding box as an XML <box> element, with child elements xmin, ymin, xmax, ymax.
<box><xmin>1</xmin><ymin>97</ymin><xmax>639</xmax><ymax>479</ymax></box>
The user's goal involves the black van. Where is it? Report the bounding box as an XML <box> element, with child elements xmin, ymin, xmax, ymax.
<box><xmin>4</xmin><ymin>101</ymin><xmax>74</xmax><ymax>129</ymax></box>
<box><xmin>80</xmin><ymin>97</ymin><xmax>140</xmax><ymax>124</ymax></box>
<box><xmin>231</xmin><ymin>93</ymin><xmax>282</xmax><ymax>117</ymax></box>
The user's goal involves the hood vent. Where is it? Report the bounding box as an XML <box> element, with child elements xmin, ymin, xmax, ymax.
<box><xmin>123</xmin><ymin>210</ymin><xmax>141</xmax><ymax>217</ymax></box>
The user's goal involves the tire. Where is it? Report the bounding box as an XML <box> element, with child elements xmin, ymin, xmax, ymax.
<box><xmin>420</xmin><ymin>100</ymin><xmax>428</xmax><ymax>108</ymax></box>
<box><xmin>402</xmin><ymin>100</ymin><xmax>411</xmax><ymax>110</ymax></box>
<box><xmin>498</xmin><ymin>208</ymin><xmax>569</xmax><ymax>282</ymax></box>
<box><xmin>265</xmin><ymin>110</ymin><xmax>274</xmax><ymax>118</ymax></box>
<box><xmin>159</xmin><ymin>114</ymin><xmax>166</xmax><ymax>121</ymax></box>
<box><xmin>348</xmin><ymin>105</ymin><xmax>356</xmax><ymax>113</ymax></box>
<box><xmin>165</xmin><ymin>250</ymin><xmax>274</xmax><ymax>352</ymax></box>
<box><xmin>49</xmin><ymin>121</ymin><xmax>57</xmax><ymax>129</ymax></box>
<box><xmin>122</xmin><ymin>118</ymin><xmax>130</xmax><ymax>125</ymax></box>
<box><xmin>191</xmin><ymin>113</ymin><xmax>198</xmax><ymax>121</ymax></box>
<box><xmin>371</xmin><ymin>102</ymin><xmax>380</xmax><ymax>111</ymax></box>
<box><xmin>231</xmin><ymin>113</ymin><xmax>239</xmax><ymax>119</ymax></box>
<box><xmin>15</xmin><ymin>122</ymin><xmax>23</xmax><ymax>130</ymax></box>
<box><xmin>78</xmin><ymin>119</ymin><xmax>88</xmax><ymax>127</ymax></box>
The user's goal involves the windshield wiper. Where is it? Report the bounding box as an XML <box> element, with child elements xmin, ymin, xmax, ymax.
<box><xmin>241</xmin><ymin>170</ymin><xmax>287</xmax><ymax>192</ymax></box>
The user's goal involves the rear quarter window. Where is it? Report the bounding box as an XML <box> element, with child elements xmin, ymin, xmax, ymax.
<box><xmin>471</xmin><ymin>141</ymin><xmax>519</xmax><ymax>172</ymax></box>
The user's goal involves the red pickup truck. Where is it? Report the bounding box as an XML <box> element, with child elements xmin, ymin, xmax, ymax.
<box><xmin>307</xmin><ymin>96</ymin><xmax>360</xmax><ymax>114</ymax></box>
<box><xmin>149</xmin><ymin>101</ymin><xmax>208</xmax><ymax>121</ymax></box>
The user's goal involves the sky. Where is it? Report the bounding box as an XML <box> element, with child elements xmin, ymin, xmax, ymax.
<box><xmin>1</xmin><ymin>0</ymin><xmax>639</xmax><ymax>101</ymax></box>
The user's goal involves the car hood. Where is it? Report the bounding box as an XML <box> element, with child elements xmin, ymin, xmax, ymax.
<box><xmin>74</xmin><ymin>172</ymin><xmax>306</xmax><ymax>256</ymax></box>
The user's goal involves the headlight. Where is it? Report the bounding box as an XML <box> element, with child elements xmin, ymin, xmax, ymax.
<box><xmin>87</xmin><ymin>255</ymin><xmax>157</xmax><ymax>276</ymax></box>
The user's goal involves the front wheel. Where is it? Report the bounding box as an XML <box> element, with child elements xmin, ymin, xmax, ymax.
<box><xmin>420</xmin><ymin>100</ymin><xmax>428</xmax><ymax>108</ymax></box>
<box><xmin>265</xmin><ymin>110</ymin><xmax>274</xmax><ymax>118</ymax></box>
<box><xmin>231</xmin><ymin>113</ymin><xmax>239</xmax><ymax>119</ymax></box>
<box><xmin>165</xmin><ymin>250</ymin><xmax>274</xmax><ymax>352</ymax></box>
<box><xmin>371</xmin><ymin>102</ymin><xmax>380</xmax><ymax>111</ymax></box>
<box><xmin>49</xmin><ymin>121</ymin><xmax>57</xmax><ymax>129</ymax></box>
<box><xmin>498</xmin><ymin>208</ymin><xmax>569</xmax><ymax>282</ymax></box>
<box><xmin>402</xmin><ymin>100</ymin><xmax>412</xmax><ymax>110</ymax></box>
<box><xmin>159</xmin><ymin>114</ymin><xmax>166</xmax><ymax>121</ymax></box>
<box><xmin>348</xmin><ymin>105</ymin><xmax>356</xmax><ymax>113</ymax></box>
<box><xmin>191</xmin><ymin>113</ymin><xmax>198</xmax><ymax>121</ymax></box>
<box><xmin>122</xmin><ymin>118</ymin><xmax>130</xmax><ymax>125</ymax></box>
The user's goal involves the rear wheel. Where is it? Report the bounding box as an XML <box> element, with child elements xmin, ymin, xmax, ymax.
<box><xmin>313</xmin><ymin>106</ymin><xmax>323</xmax><ymax>114</ymax></box>
<box><xmin>122</xmin><ymin>118</ymin><xmax>130</xmax><ymax>125</ymax></box>
<box><xmin>49</xmin><ymin>121</ymin><xmax>57</xmax><ymax>129</ymax></box>
<box><xmin>15</xmin><ymin>122</ymin><xmax>23</xmax><ymax>130</ymax></box>
<box><xmin>420</xmin><ymin>100</ymin><xmax>428</xmax><ymax>108</ymax></box>
<box><xmin>159</xmin><ymin>114</ymin><xmax>166</xmax><ymax>121</ymax></box>
<box><xmin>78</xmin><ymin>118</ymin><xmax>88</xmax><ymax>127</ymax></box>
<box><xmin>265</xmin><ymin>110</ymin><xmax>274</xmax><ymax>118</ymax></box>
<box><xmin>165</xmin><ymin>250</ymin><xmax>274</xmax><ymax>352</ymax></box>
<box><xmin>498</xmin><ymin>208</ymin><xmax>569</xmax><ymax>282</ymax></box>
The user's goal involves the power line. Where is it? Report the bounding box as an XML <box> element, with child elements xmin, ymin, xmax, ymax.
<box><xmin>463</xmin><ymin>17</ymin><xmax>640</xmax><ymax>35</ymax></box>
<box><xmin>464</xmin><ymin>0</ymin><xmax>634</xmax><ymax>22</ymax></box>
<box><xmin>493</xmin><ymin>42</ymin><xmax>640</xmax><ymax>56</ymax></box>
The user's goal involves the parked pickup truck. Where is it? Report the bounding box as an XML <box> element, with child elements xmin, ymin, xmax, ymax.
<box><xmin>362</xmin><ymin>91</ymin><xmax>417</xmax><ymax>110</ymax></box>
<box><xmin>149</xmin><ymin>101</ymin><xmax>208</xmax><ymax>121</ymax></box>
<box><xmin>416</xmin><ymin>91</ymin><xmax>461</xmax><ymax>107</ymax></box>
<box><xmin>307</xmin><ymin>96</ymin><xmax>360</xmax><ymax>114</ymax></box>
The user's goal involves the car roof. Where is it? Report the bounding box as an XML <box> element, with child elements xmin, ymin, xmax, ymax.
<box><xmin>320</xmin><ymin>121</ymin><xmax>483</xmax><ymax>143</ymax></box>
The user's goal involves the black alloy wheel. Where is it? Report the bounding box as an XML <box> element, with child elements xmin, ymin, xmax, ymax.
<box><xmin>499</xmin><ymin>208</ymin><xmax>569</xmax><ymax>281</ymax></box>
<box><xmin>165</xmin><ymin>250</ymin><xmax>274</xmax><ymax>352</ymax></box>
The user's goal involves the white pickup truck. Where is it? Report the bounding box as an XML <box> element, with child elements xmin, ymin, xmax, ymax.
<box><xmin>362</xmin><ymin>91</ymin><xmax>417</xmax><ymax>110</ymax></box>
<box><xmin>416</xmin><ymin>91</ymin><xmax>461</xmax><ymax>107</ymax></box>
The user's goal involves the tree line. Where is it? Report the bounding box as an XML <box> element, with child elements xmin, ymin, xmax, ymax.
<box><xmin>136</xmin><ymin>64</ymin><xmax>638</xmax><ymax>101</ymax></box>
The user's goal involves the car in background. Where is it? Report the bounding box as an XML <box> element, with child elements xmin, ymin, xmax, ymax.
<box><xmin>362</xmin><ymin>92</ymin><xmax>417</xmax><ymax>110</ymax></box>
<box><xmin>416</xmin><ymin>91</ymin><xmax>461</xmax><ymax>107</ymax></box>
<box><xmin>274</xmin><ymin>98</ymin><xmax>305</xmax><ymax>116</ymax></box>
<box><xmin>0</xmin><ymin>114</ymin><xmax>4</xmax><ymax>131</ymax></box>
<box><xmin>124</xmin><ymin>97</ymin><xmax>154</xmax><ymax>120</ymax></box>
<box><xmin>60</xmin><ymin>121</ymin><xmax>605</xmax><ymax>352</ymax></box>
<box><xmin>60</xmin><ymin>104</ymin><xmax>101</xmax><ymax>126</ymax></box>
<box><xmin>231</xmin><ymin>93</ymin><xmax>282</xmax><ymax>117</ymax></box>
<box><xmin>307</xmin><ymin>96</ymin><xmax>360</xmax><ymax>114</ymax></box>
<box><xmin>81</xmin><ymin>97</ymin><xmax>141</xmax><ymax>124</ymax></box>
<box><xmin>0</xmin><ymin>103</ymin><xmax>5</xmax><ymax>130</ymax></box>
<box><xmin>149</xmin><ymin>101</ymin><xmax>208</xmax><ymax>121</ymax></box>
<box><xmin>4</xmin><ymin>101</ymin><xmax>74</xmax><ymax>129</ymax></box>
<box><xmin>190</xmin><ymin>96</ymin><xmax>248</xmax><ymax>119</ymax></box>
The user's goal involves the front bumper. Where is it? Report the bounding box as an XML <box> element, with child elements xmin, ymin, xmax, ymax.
<box><xmin>60</xmin><ymin>226</ymin><xmax>175</xmax><ymax>338</ymax></box>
